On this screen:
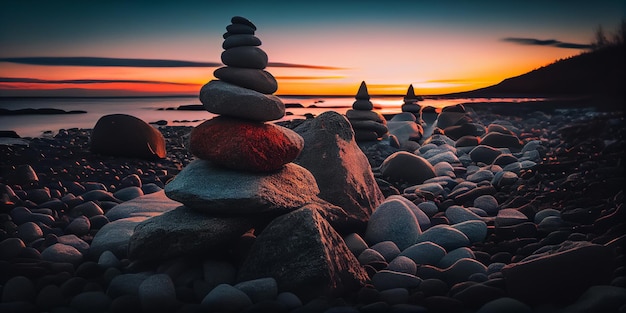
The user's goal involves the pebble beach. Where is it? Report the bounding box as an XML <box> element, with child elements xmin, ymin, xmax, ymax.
<box><xmin>1</xmin><ymin>98</ymin><xmax>624</xmax><ymax>313</ymax></box>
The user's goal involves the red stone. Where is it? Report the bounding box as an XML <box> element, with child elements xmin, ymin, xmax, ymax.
<box><xmin>189</xmin><ymin>116</ymin><xmax>304</xmax><ymax>172</ymax></box>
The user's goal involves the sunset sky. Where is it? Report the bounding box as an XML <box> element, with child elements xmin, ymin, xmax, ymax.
<box><xmin>0</xmin><ymin>0</ymin><xmax>623</xmax><ymax>97</ymax></box>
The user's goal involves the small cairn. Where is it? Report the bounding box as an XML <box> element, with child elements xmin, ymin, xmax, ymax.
<box><xmin>345</xmin><ymin>81</ymin><xmax>388</xmax><ymax>142</ymax></box>
<box><xmin>401</xmin><ymin>84</ymin><xmax>424</xmax><ymax>124</ymax></box>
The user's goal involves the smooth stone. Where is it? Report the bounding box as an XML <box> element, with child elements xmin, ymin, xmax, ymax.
<box><xmin>437</xmin><ymin>247</ymin><xmax>475</xmax><ymax>268</ymax></box>
<box><xmin>225</xmin><ymin>23</ymin><xmax>255</xmax><ymax>35</ymax></box>
<box><xmin>112</xmin><ymin>186</ymin><xmax>144</xmax><ymax>201</ymax></box>
<box><xmin>416</xmin><ymin>225</ymin><xmax>470</xmax><ymax>252</ymax></box>
<box><xmin>434</xmin><ymin>111</ymin><xmax>467</xmax><ymax>129</ymax></box>
<box><xmin>364</xmin><ymin>199</ymin><xmax>421</xmax><ymax>250</ymax></box>
<box><xmin>234</xmin><ymin>277</ymin><xmax>278</xmax><ymax>303</ymax></box>
<box><xmin>473</xmin><ymin>195</ymin><xmax>499</xmax><ymax>216</ymax></box>
<box><xmin>1</xmin><ymin>275</ymin><xmax>36</xmax><ymax>302</ymax></box>
<box><xmin>91</xmin><ymin>114</ymin><xmax>166</xmax><ymax>159</ymax></box>
<box><xmin>36</xmin><ymin>284</ymin><xmax>65</xmax><ymax>311</ymax></box>
<box><xmin>138</xmin><ymin>274</ymin><xmax>178</xmax><ymax>313</ymax></box>
<box><xmin>387</xmin><ymin>256</ymin><xmax>417</xmax><ymax>275</ymax></box>
<box><xmin>379</xmin><ymin>151</ymin><xmax>436</xmax><ymax>186</ymax></box>
<box><xmin>399</xmin><ymin>242</ymin><xmax>447</xmax><ymax>266</ymax></box>
<box><xmin>189</xmin><ymin>116</ymin><xmax>303</xmax><ymax>172</ymax></box>
<box><xmin>358</xmin><ymin>248</ymin><xmax>386</xmax><ymax>265</ymax></box>
<box><xmin>213</xmin><ymin>66</ymin><xmax>277</xmax><ymax>94</ymax></box>
<box><xmin>467</xmin><ymin>169</ymin><xmax>495</xmax><ymax>183</ymax></box>
<box><xmin>401</xmin><ymin>103</ymin><xmax>422</xmax><ymax>113</ymax></box>
<box><xmin>128</xmin><ymin>205</ymin><xmax>257</xmax><ymax>261</ymax></box>
<box><xmin>17</xmin><ymin>221</ymin><xmax>43</xmax><ymax>243</ymax></box>
<box><xmin>352</xmin><ymin>99</ymin><xmax>374</xmax><ymax>110</ymax></box>
<box><xmin>106</xmin><ymin>272</ymin><xmax>151</xmax><ymax>298</ymax></box>
<box><xmin>231</xmin><ymin>16</ymin><xmax>257</xmax><ymax>29</ymax></box>
<box><xmin>386</xmin><ymin>121</ymin><xmax>423</xmax><ymax>144</ymax></box>
<box><xmin>98</xmin><ymin>250</ymin><xmax>121</xmax><ymax>268</ymax></box>
<box><xmin>65</xmin><ymin>215</ymin><xmax>90</xmax><ymax>236</ymax></box>
<box><xmin>165</xmin><ymin>160</ymin><xmax>319</xmax><ymax>214</ymax></box>
<box><xmin>41</xmin><ymin>243</ymin><xmax>83</xmax><ymax>265</ymax></box>
<box><xmin>105</xmin><ymin>190</ymin><xmax>179</xmax><ymax>221</ymax></box>
<box><xmin>370</xmin><ymin>241</ymin><xmax>401</xmax><ymax>262</ymax></box>
<box><xmin>534</xmin><ymin>208</ymin><xmax>561</xmax><ymax>223</ymax></box>
<box><xmin>481</xmin><ymin>132</ymin><xmax>523</xmax><ymax>152</ymax></box>
<box><xmin>379</xmin><ymin>288</ymin><xmax>409</xmax><ymax>305</ymax></box>
<box><xmin>495</xmin><ymin>209</ymin><xmax>529</xmax><ymax>227</ymax></box>
<box><xmin>417</xmin><ymin>201</ymin><xmax>439</xmax><ymax>217</ymax></box>
<box><xmin>441</xmin><ymin>258</ymin><xmax>488</xmax><ymax>286</ymax></box>
<box><xmin>201</xmin><ymin>284</ymin><xmax>252</xmax><ymax>312</ymax></box>
<box><xmin>90</xmin><ymin>216</ymin><xmax>148</xmax><ymax>258</ymax></box>
<box><xmin>452</xmin><ymin>283</ymin><xmax>505</xmax><ymax>309</ymax></box>
<box><xmin>455</xmin><ymin>135</ymin><xmax>481</xmax><ymax>147</ymax></box>
<box><xmin>345</xmin><ymin>109</ymin><xmax>386</xmax><ymax>123</ymax></box>
<box><xmin>343</xmin><ymin>233</ymin><xmax>368</xmax><ymax>257</ymax></box>
<box><xmin>434</xmin><ymin>162</ymin><xmax>456</xmax><ymax>177</ymax></box>
<box><xmin>445</xmin><ymin>205</ymin><xmax>483</xmax><ymax>224</ymax></box>
<box><xmin>390</xmin><ymin>112</ymin><xmax>417</xmax><ymax>122</ymax></box>
<box><xmin>386</xmin><ymin>195</ymin><xmax>431</xmax><ymax>230</ymax></box>
<box><xmin>221</xmin><ymin>46</ymin><xmax>268</xmax><ymax>69</ymax></box>
<box><xmin>200</xmin><ymin>80</ymin><xmax>285</xmax><ymax>121</ymax></box>
<box><xmin>427</xmin><ymin>151</ymin><xmax>460</xmax><ymax>165</ymax></box>
<box><xmin>371</xmin><ymin>270</ymin><xmax>421</xmax><ymax>291</ymax></box>
<box><xmin>450</xmin><ymin>220</ymin><xmax>488</xmax><ymax>244</ymax></box>
<box><xmin>0</xmin><ymin>238</ymin><xmax>26</xmax><ymax>260</ymax></box>
<box><xmin>6</xmin><ymin>164</ymin><xmax>38</xmax><ymax>185</ymax></box>
<box><xmin>469</xmin><ymin>145</ymin><xmax>503</xmax><ymax>164</ymax></box>
<box><xmin>276</xmin><ymin>292</ymin><xmax>303</xmax><ymax>311</ymax></box>
<box><xmin>354</xmin><ymin>131</ymin><xmax>380</xmax><ymax>142</ymax></box>
<box><xmin>71</xmin><ymin>201</ymin><xmax>104</xmax><ymax>218</ymax></box>
<box><xmin>222</xmin><ymin>34</ymin><xmax>261</xmax><ymax>49</ymax></box>
<box><xmin>57</xmin><ymin>234</ymin><xmax>90</xmax><ymax>254</ymax></box>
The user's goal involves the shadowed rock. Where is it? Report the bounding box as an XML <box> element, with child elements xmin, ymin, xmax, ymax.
<box><xmin>237</xmin><ymin>207</ymin><xmax>369</xmax><ymax>302</ymax></box>
<box><xmin>165</xmin><ymin>160</ymin><xmax>319</xmax><ymax>214</ymax></box>
<box><xmin>294</xmin><ymin>111</ymin><xmax>385</xmax><ymax>233</ymax></box>
<box><xmin>90</xmin><ymin>114</ymin><xmax>166</xmax><ymax>159</ymax></box>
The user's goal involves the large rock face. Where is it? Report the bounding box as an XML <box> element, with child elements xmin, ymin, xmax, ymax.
<box><xmin>293</xmin><ymin>111</ymin><xmax>385</xmax><ymax>233</ymax></box>
<box><xmin>502</xmin><ymin>242</ymin><xmax>615</xmax><ymax>304</ymax></box>
<box><xmin>90</xmin><ymin>114</ymin><xmax>166</xmax><ymax>159</ymax></box>
<box><xmin>164</xmin><ymin>160</ymin><xmax>319</xmax><ymax>214</ymax></box>
<box><xmin>237</xmin><ymin>207</ymin><xmax>369</xmax><ymax>302</ymax></box>
<box><xmin>128</xmin><ymin>205</ymin><xmax>259</xmax><ymax>261</ymax></box>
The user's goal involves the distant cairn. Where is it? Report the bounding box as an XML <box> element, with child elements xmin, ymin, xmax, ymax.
<box><xmin>345</xmin><ymin>81</ymin><xmax>389</xmax><ymax>142</ymax></box>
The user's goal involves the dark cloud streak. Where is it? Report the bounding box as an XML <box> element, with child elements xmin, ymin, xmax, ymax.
<box><xmin>502</xmin><ymin>37</ymin><xmax>592</xmax><ymax>49</ymax></box>
<box><xmin>0</xmin><ymin>56</ymin><xmax>344</xmax><ymax>69</ymax></box>
<box><xmin>0</xmin><ymin>77</ymin><xmax>199</xmax><ymax>86</ymax></box>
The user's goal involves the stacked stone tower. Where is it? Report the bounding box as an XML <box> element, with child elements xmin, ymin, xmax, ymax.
<box><xmin>345</xmin><ymin>81</ymin><xmax>388</xmax><ymax>142</ymax></box>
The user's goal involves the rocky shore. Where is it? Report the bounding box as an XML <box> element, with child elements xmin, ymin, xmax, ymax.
<box><xmin>1</xmin><ymin>98</ymin><xmax>624</xmax><ymax>313</ymax></box>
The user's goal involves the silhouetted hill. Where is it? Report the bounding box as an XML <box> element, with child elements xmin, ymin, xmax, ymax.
<box><xmin>447</xmin><ymin>43</ymin><xmax>624</xmax><ymax>99</ymax></box>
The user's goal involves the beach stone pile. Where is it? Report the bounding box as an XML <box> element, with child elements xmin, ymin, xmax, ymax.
<box><xmin>401</xmin><ymin>84</ymin><xmax>423</xmax><ymax>122</ymax></box>
<box><xmin>345</xmin><ymin>81</ymin><xmax>389</xmax><ymax>142</ymax></box>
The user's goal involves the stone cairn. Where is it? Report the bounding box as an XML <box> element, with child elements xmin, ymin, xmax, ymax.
<box><xmin>345</xmin><ymin>81</ymin><xmax>388</xmax><ymax>142</ymax></box>
<box><xmin>401</xmin><ymin>84</ymin><xmax>424</xmax><ymax>123</ymax></box>
<box><xmin>191</xmin><ymin>16</ymin><xmax>304</xmax><ymax>173</ymax></box>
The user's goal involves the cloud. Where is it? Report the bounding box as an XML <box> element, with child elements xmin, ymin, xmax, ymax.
<box><xmin>274</xmin><ymin>76</ymin><xmax>345</xmax><ymax>80</ymax></box>
<box><xmin>0</xmin><ymin>77</ymin><xmax>199</xmax><ymax>85</ymax></box>
<box><xmin>502</xmin><ymin>37</ymin><xmax>592</xmax><ymax>49</ymax></box>
<box><xmin>0</xmin><ymin>56</ymin><xmax>344</xmax><ymax>69</ymax></box>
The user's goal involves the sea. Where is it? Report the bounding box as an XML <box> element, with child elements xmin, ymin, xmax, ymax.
<box><xmin>0</xmin><ymin>96</ymin><xmax>544</xmax><ymax>138</ymax></box>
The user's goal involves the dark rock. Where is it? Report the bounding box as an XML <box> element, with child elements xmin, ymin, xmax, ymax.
<box><xmin>128</xmin><ymin>205</ymin><xmax>258</xmax><ymax>261</ymax></box>
<box><xmin>237</xmin><ymin>207</ymin><xmax>369</xmax><ymax>302</ymax></box>
<box><xmin>221</xmin><ymin>46</ymin><xmax>268</xmax><ymax>69</ymax></box>
<box><xmin>502</xmin><ymin>242</ymin><xmax>615</xmax><ymax>304</ymax></box>
<box><xmin>214</xmin><ymin>67</ymin><xmax>277</xmax><ymax>94</ymax></box>
<box><xmin>222</xmin><ymin>34</ymin><xmax>261</xmax><ymax>49</ymax></box>
<box><xmin>199</xmin><ymin>80</ymin><xmax>285</xmax><ymax>121</ymax></box>
<box><xmin>293</xmin><ymin>111</ymin><xmax>385</xmax><ymax>233</ymax></box>
<box><xmin>379</xmin><ymin>151</ymin><xmax>436</xmax><ymax>186</ymax></box>
<box><xmin>90</xmin><ymin>114</ymin><xmax>166</xmax><ymax>159</ymax></box>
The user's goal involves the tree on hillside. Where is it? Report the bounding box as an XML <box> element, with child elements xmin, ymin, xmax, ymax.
<box><xmin>591</xmin><ymin>19</ymin><xmax>625</xmax><ymax>50</ymax></box>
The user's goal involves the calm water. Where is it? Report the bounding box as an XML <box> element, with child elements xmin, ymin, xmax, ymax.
<box><xmin>0</xmin><ymin>96</ymin><xmax>543</xmax><ymax>138</ymax></box>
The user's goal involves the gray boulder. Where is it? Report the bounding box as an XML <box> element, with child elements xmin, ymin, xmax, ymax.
<box><xmin>237</xmin><ymin>207</ymin><xmax>369</xmax><ymax>302</ymax></box>
<box><xmin>128</xmin><ymin>205</ymin><xmax>259</xmax><ymax>261</ymax></box>
<box><xmin>165</xmin><ymin>160</ymin><xmax>319</xmax><ymax>215</ymax></box>
<box><xmin>90</xmin><ymin>114</ymin><xmax>166</xmax><ymax>159</ymax></box>
<box><xmin>294</xmin><ymin>111</ymin><xmax>385</xmax><ymax>233</ymax></box>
